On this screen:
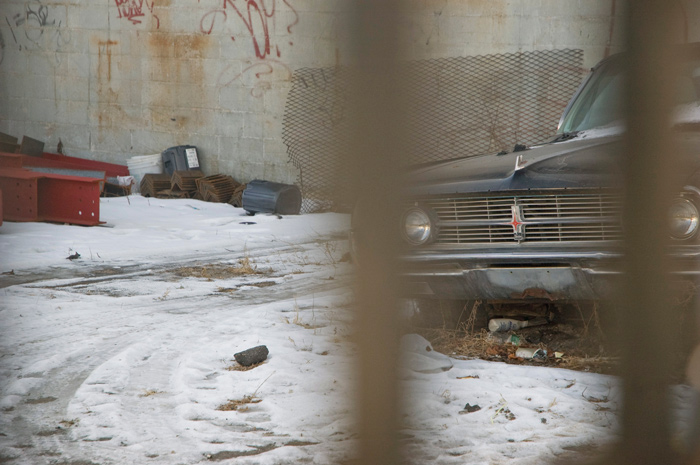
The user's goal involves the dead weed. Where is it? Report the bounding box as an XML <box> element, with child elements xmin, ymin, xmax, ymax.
<box><xmin>226</xmin><ymin>361</ymin><xmax>264</xmax><ymax>371</ymax></box>
<box><xmin>420</xmin><ymin>325</ymin><xmax>619</xmax><ymax>374</ymax></box>
<box><xmin>172</xmin><ymin>257</ymin><xmax>263</xmax><ymax>280</ymax></box>
<box><xmin>217</xmin><ymin>395</ymin><xmax>262</xmax><ymax>412</ymax></box>
<box><xmin>140</xmin><ymin>389</ymin><xmax>164</xmax><ymax>397</ymax></box>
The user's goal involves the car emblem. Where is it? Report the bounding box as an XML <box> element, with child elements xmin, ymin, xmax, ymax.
<box><xmin>506</xmin><ymin>205</ymin><xmax>526</xmax><ymax>241</ymax></box>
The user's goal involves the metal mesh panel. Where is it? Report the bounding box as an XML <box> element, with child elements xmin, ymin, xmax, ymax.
<box><xmin>283</xmin><ymin>49</ymin><xmax>586</xmax><ymax>213</ymax></box>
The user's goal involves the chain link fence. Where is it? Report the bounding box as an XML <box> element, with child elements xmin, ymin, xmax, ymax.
<box><xmin>283</xmin><ymin>49</ymin><xmax>586</xmax><ymax>213</ymax></box>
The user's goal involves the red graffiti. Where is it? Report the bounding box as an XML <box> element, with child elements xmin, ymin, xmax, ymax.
<box><xmin>114</xmin><ymin>0</ymin><xmax>159</xmax><ymax>28</ymax></box>
<box><xmin>200</xmin><ymin>9</ymin><xmax>227</xmax><ymax>35</ymax></box>
<box><xmin>201</xmin><ymin>0</ymin><xmax>297</xmax><ymax>60</ymax></box>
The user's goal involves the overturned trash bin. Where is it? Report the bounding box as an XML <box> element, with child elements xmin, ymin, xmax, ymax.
<box><xmin>161</xmin><ymin>145</ymin><xmax>200</xmax><ymax>175</ymax></box>
<box><xmin>242</xmin><ymin>180</ymin><xmax>302</xmax><ymax>215</ymax></box>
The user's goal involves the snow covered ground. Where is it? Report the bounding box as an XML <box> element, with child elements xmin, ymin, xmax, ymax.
<box><xmin>0</xmin><ymin>196</ymin><xmax>696</xmax><ymax>464</ymax></box>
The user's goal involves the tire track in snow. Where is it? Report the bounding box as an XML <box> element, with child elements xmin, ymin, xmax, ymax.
<box><xmin>0</xmin><ymin>246</ymin><xmax>352</xmax><ymax>464</ymax></box>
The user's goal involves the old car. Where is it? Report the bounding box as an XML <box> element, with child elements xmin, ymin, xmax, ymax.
<box><xmin>388</xmin><ymin>44</ymin><xmax>700</xmax><ymax>327</ymax></box>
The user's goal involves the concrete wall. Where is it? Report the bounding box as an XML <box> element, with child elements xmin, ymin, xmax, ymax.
<box><xmin>0</xmin><ymin>0</ymin><xmax>695</xmax><ymax>185</ymax></box>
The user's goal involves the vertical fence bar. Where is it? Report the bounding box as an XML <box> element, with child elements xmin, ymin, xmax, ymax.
<box><xmin>347</xmin><ymin>2</ymin><xmax>407</xmax><ymax>465</ymax></box>
<box><xmin>619</xmin><ymin>1</ymin><xmax>682</xmax><ymax>464</ymax></box>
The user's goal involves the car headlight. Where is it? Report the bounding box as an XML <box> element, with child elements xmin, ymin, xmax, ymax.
<box><xmin>401</xmin><ymin>206</ymin><xmax>436</xmax><ymax>246</ymax></box>
<box><xmin>669</xmin><ymin>198</ymin><xmax>699</xmax><ymax>239</ymax></box>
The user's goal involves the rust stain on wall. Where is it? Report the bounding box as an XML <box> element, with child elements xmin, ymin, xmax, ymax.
<box><xmin>93</xmin><ymin>36</ymin><xmax>140</xmax><ymax>142</ymax></box>
<box><xmin>146</xmin><ymin>33</ymin><xmax>213</xmax><ymax>141</ymax></box>
<box><xmin>97</xmin><ymin>40</ymin><xmax>118</xmax><ymax>82</ymax></box>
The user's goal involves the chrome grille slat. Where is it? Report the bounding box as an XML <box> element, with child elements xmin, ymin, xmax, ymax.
<box><xmin>417</xmin><ymin>192</ymin><xmax>623</xmax><ymax>244</ymax></box>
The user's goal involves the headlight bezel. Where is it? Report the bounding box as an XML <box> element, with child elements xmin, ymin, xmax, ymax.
<box><xmin>669</xmin><ymin>195</ymin><xmax>700</xmax><ymax>240</ymax></box>
<box><xmin>401</xmin><ymin>205</ymin><xmax>438</xmax><ymax>246</ymax></box>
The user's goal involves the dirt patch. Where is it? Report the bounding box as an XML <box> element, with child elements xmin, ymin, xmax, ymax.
<box><xmin>172</xmin><ymin>258</ymin><xmax>263</xmax><ymax>280</ymax></box>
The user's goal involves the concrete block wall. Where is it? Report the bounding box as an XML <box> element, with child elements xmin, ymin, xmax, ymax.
<box><xmin>0</xmin><ymin>0</ymin><xmax>694</xmax><ymax>185</ymax></box>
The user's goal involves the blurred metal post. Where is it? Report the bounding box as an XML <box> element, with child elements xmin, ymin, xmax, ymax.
<box><xmin>347</xmin><ymin>1</ymin><xmax>407</xmax><ymax>465</ymax></box>
<box><xmin>619</xmin><ymin>1</ymin><xmax>683</xmax><ymax>464</ymax></box>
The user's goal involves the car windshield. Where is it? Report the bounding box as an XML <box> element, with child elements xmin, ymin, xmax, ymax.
<box><xmin>558</xmin><ymin>54</ymin><xmax>700</xmax><ymax>134</ymax></box>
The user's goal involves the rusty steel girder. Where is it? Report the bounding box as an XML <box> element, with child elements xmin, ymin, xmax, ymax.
<box><xmin>0</xmin><ymin>167</ymin><xmax>102</xmax><ymax>226</ymax></box>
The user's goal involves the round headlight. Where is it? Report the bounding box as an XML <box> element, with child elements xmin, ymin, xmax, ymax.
<box><xmin>402</xmin><ymin>207</ymin><xmax>435</xmax><ymax>246</ymax></box>
<box><xmin>669</xmin><ymin>198</ymin><xmax>699</xmax><ymax>239</ymax></box>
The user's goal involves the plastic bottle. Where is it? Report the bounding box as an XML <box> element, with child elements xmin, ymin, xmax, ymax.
<box><xmin>488</xmin><ymin>317</ymin><xmax>548</xmax><ymax>332</ymax></box>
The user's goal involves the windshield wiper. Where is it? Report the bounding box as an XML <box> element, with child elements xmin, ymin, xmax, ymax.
<box><xmin>550</xmin><ymin>131</ymin><xmax>580</xmax><ymax>143</ymax></box>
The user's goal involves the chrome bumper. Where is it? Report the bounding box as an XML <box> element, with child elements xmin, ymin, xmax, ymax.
<box><xmin>397</xmin><ymin>248</ymin><xmax>700</xmax><ymax>301</ymax></box>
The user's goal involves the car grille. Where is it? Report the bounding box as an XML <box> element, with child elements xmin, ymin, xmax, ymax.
<box><xmin>421</xmin><ymin>193</ymin><xmax>623</xmax><ymax>244</ymax></box>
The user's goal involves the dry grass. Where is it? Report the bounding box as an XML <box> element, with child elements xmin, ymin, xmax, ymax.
<box><xmin>172</xmin><ymin>257</ymin><xmax>263</xmax><ymax>280</ymax></box>
<box><xmin>139</xmin><ymin>389</ymin><xmax>164</xmax><ymax>397</ymax></box>
<box><xmin>420</xmin><ymin>326</ymin><xmax>620</xmax><ymax>374</ymax></box>
<box><xmin>225</xmin><ymin>361</ymin><xmax>265</xmax><ymax>371</ymax></box>
<box><xmin>217</xmin><ymin>395</ymin><xmax>262</xmax><ymax>412</ymax></box>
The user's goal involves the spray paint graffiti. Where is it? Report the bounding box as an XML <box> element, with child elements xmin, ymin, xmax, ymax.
<box><xmin>4</xmin><ymin>1</ymin><xmax>71</xmax><ymax>60</ymax></box>
<box><xmin>201</xmin><ymin>0</ymin><xmax>298</xmax><ymax>97</ymax></box>
<box><xmin>114</xmin><ymin>0</ymin><xmax>160</xmax><ymax>29</ymax></box>
<box><xmin>201</xmin><ymin>0</ymin><xmax>298</xmax><ymax>59</ymax></box>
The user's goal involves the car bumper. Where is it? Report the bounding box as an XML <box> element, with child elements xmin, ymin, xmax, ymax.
<box><xmin>397</xmin><ymin>248</ymin><xmax>700</xmax><ymax>301</ymax></box>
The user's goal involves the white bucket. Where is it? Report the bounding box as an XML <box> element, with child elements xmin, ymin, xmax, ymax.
<box><xmin>127</xmin><ymin>154</ymin><xmax>163</xmax><ymax>193</ymax></box>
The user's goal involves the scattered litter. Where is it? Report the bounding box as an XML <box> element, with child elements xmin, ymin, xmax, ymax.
<box><xmin>239</xmin><ymin>222</ymin><xmax>256</xmax><ymax>225</ymax></box>
<box><xmin>234</xmin><ymin>345</ymin><xmax>269</xmax><ymax>367</ymax></box>
<box><xmin>456</xmin><ymin>375</ymin><xmax>480</xmax><ymax>380</ymax></box>
<box><xmin>66</xmin><ymin>252</ymin><xmax>80</xmax><ymax>260</ymax></box>
<box><xmin>400</xmin><ymin>334</ymin><xmax>453</xmax><ymax>374</ymax></box>
<box><xmin>459</xmin><ymin>403</ymin><xmax>481</xmax><ymax>414</ymax></box>
<box><xmin>489</xmin><ymin>332</ymin><xmax>521</xmax><ymax>345</ymax></box>
<box><xmin>489</xmin><ymin>317</ymin><xmax>548</xmax><ymax>332</ymax></box>
<box><xmin>515</xmin><ymin>347</ymin><xmax>547</xmax><ymax>360</ymax></box>
<box><xmin>555</xmin><ymin>352</ymin><xmax>565</xmax><ymax>359</ymax></box>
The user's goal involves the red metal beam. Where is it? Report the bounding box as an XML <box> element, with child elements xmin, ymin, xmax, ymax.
<box><xmin>0</xmin><ymin>168</ymin><xmax>40</xmax><ymax>222</ymax></box>
<box><xmin>38</xmin><ymin>176</ymin><xmax>101</xmax><ymax>225</ymax></box>
<box><xmin>41</xmin><ymin>152</ymin><xmax>129</xmax><ymax>177</ymax></box>
<box><xmin>0</xmin><ymin>153</ymin><xmax>24</xmax><ymax>169</ymax></box>
<box><xmin>0</xmin><ymin>167</ymin><xmax>103</xmax><ymax>226</ymax></box>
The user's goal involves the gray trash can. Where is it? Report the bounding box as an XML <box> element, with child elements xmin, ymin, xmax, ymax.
<box><xmin>242</xmin><ymin>180</ymin><xmax>302</xmax><ymax>215</ymax></box>
<box><xmin>161</xmin><ymin>145</ymin><xmax>200</xmax><ymax>175</ymax></box>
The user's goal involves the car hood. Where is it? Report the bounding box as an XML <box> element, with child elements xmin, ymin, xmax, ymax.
<box><xmin>404</xmin><ymin>136</ymin><xmax>625</xmax><ymax>196</ymax></box>
<box><xmin>404</xmin><ymin>131</ymin><xmax>700</xmax><ymax>197</ymax></box>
